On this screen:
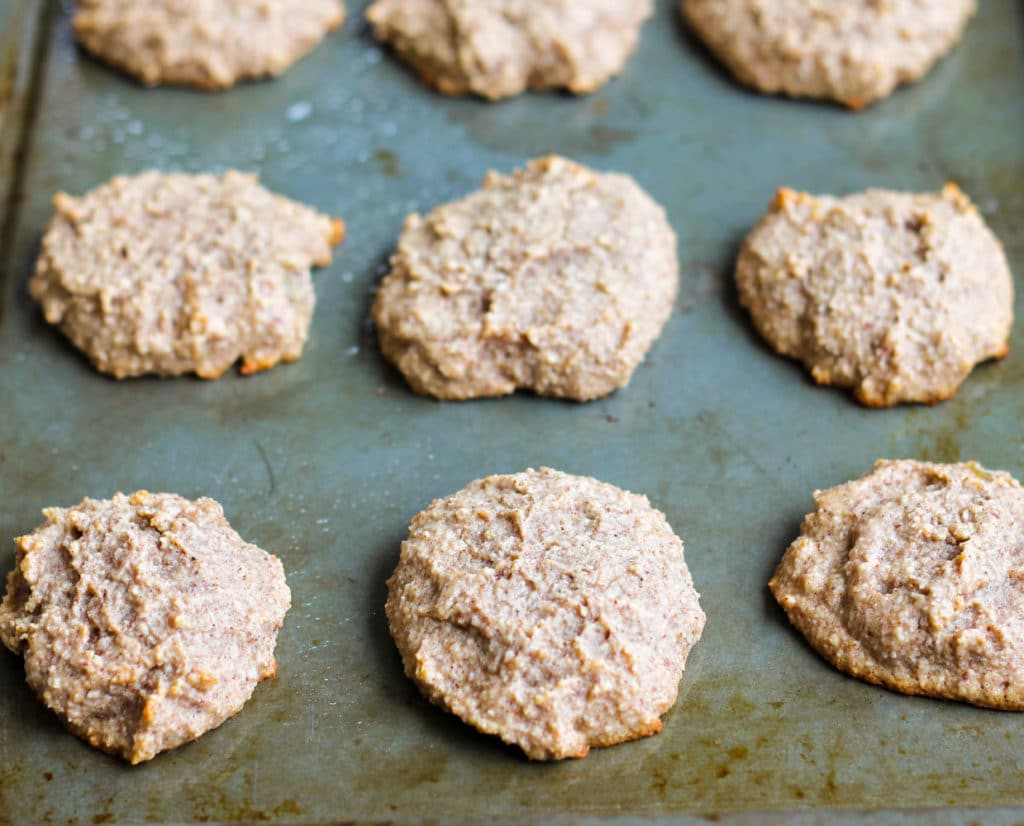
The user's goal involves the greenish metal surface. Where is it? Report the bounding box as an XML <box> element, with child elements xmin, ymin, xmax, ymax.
<box><xmin>0</xmin><ymin>1</ymin><xmax>48</xmax><ymax>258</ymax></box>
<box><xmin>0</xmin><ymin>1</ymin><xmax>1023</xmax><ymax>823</ymax></box>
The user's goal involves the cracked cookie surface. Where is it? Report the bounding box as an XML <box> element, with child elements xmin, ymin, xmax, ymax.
<box><xmin>31</xmin><ymin>171</ymin><xmax>344</xmax><ymax>379</ymax></box>
<box><xmin>735</xmin><ymin>185</ymin><xmax>1012</xmax><ymax>407</ymax></box>
<box><xmin>387</xmin><ymin>467</ymin><xmax>705</xmax><ymax>760</ymax></box>
<box><xmin>73</xmin><ymin>0</ymin><xmax>345</xmax><ymax>89</ymax></box>
<box><xmin>0</xmin><ymin>492</ymin><xmax>291</xmax><ymax>763</ymax></box>
<box><xmin>366</xmin><ymin>0</ymin><xmax>652</xmax><ymax>99</ymax></box>
<box><xmin>771</xmin><ymin>460</ymin><xmax>1024</xmax><ymax>709</ymax></box>
<box><xmin>682</xmin><ymin>0</ymin><xmax>976</xmax><ymax>108</ymax></box>
<box><xmin>372</xmin><ymin>156</ymin><xmax>678</xmax><ymax>401</ymax></box>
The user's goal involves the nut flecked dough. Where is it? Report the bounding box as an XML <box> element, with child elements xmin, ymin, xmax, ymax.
<box><xmin>387</xmin><ymin>467</ymin><xmax>706</xmax><ymax>760</ymax></box>
<box><xmin>681</xmin><ymin>0</ymin><xmax>976</xmax><ymax>108</ymax></box>
<box><xmin>31</xmin><ymin>171</ymin><xmax>344</xmax><ymax>379</ymax></box>
<box><xmin>771</xmin><ymin>460</ymin><xmax>1024</xmax><ymax>709</ymax></box>
<box><xmin>0</xmin><ymin>492</ymin><xmax>291</xmax><ymax>763</ymax></box>
<box><xmin>73</xmin><ymin>0</ymin><xmax>346</xmax><ymax>90</ymax></box>
<box><xmin>366</xmin><ymin>0</ymin><xmax>652</xmax><ymax>99</ymax></box>
<box><xmin>735</xmin><ymin>185</ymin><xmax>1013</xmax><ymax>407</ymax></box>
<box><xmin>372</xmin><ymin>156</ymin><xmax>679</xmax><ymax>401</ymax></box>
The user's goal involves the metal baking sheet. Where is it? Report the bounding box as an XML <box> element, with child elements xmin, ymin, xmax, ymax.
<box><xmin>1</xmin><ymin>1</ymin><xmax>1023</xmax><ymax>823</ymax></box>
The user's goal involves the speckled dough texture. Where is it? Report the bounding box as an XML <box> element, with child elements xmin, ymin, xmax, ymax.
<box><xmin>0</xmin><ymin>492</ymin><xmax>291</xmax><ymax>764</ymax></box>
<box><xmin>30</xmin><ymin>170</ymin><xmax>344</xmax><ymax>379</ymax></box>
<box><xmin>387</xmin><ymin>467</ymin><xmax>706</xmax><ymax>760</ymax></box>
<box><xmin>771</xmin><ymin>460</ymin><xmax>1024</xmax><ymax>709</ymax></box>
<box><xmin>735</xmin><ymin>185</ymin><xmax>1013</xmax><ymax>407</ymax></box>
<box><xmin>682</xmin><ymin>0</ymin><xmax>976</xmax><ymax>108</ymax></box>
<box><xmin>73</xmin><ymin>0</ymin><xmax>346</xmax><ymax>89</ymax></box>
<box><xmin>365</xmin><ymin>0</ymin><xmax>652</xmax><ymax>99</ymax></box>
<box><xmin>372</xmin><ymin>156</ymin><xmax>679</xmax><ymax>401</ymax></box>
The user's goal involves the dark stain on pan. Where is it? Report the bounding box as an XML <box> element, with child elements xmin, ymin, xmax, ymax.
<box><xmin>911</xmin><ymin>404</ymin><xmax>970</xmax><ymax>464</ymax></box>
<box><xmin>447</xmin><ymin>94</ymin><xmax>640</xmax><ymax>157</ymax></box>
<box><xmin>0</xmin><ymin>38</ymin><xmax>16</xmax><ymax>108</ymax></box>
<box><xmin>372</xmin><ymin>148</ymin><xmax>404</xmax><ymax>179</ymax></box>
<box><xmin>190</xmin><ymin>793</ymin><xmax>304</xmax><ymax>824</ymax></box>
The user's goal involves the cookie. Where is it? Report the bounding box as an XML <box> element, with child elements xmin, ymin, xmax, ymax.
<box><xmin>682</xmin><ymin>0</ymin><xmax>976</xmax><ymax>108</ymax></box>
<box><xmin>0</xmin><ymin>492</ymin><xmax>291</xmax><ymax>763</ymax></box>
<box><xmin>372</xmin><ymin>156</ymin><xmax>679</xmax><ymax>401</ymax></box>
<box><xmin>386</xmin><ymin>467</ymin><xmax>705</xmax><ymax>760</ymax></box>
<box><xmin>771</xmin><ymin>460</ymin><xmax>1024</xmax><ymax>709</ymax></box>
<box><xmin>73</xmin><ymin>0</ymin><xmax>345</xmax><ymax>90</ymax></box>
<box><xmin>31</xmin><ymin>171</ymin><xmax>344</xmax><ymax>379</ymax></box>
<box><xmin>735</xmin><ymin>185</ymin><xmax>1012</xmax><ymax>407</ymax></box>
<box><xmin>366</xmin><ymin>0</ymin><xmax>652</xmax><ymax>100</ymax></box>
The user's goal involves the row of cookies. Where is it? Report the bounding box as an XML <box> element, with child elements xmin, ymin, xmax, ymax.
<box><xmin>73</xmin><ymin>0</ymin><xmax>976</xmax><ymax>109</ymax></box>
<box><xmin>31</xmin><ymin>155</ymin><xmax>1013</xmax><ymax>408</ymax></box>
<box><xmin>5</xmin><ymin>0</ymin><xmax>1015</xmax><ymax>773</ymax></box>
<box><xmin>5</xmin><ymin>456</ymin><xmax>1023</xmax><ymax>763</ymax></box>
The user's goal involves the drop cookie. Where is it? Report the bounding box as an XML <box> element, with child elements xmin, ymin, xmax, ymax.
<box><xmin>366</xmin><ymin>0</ymin><xmax>652</xmax><ymax>100</ymax></box>
<box><xmin>386</xmin><ymin>467</ymin><xmax>706</xmax><ymax>759</ymax></box>
<box><xmin>372</xmin><ymin>156</ymin><xmax>679</xmax><ymax>401</ymax></box>
<box><xmin>0</xmin><ymin>492</ymin><xmax>291</xmax><ymax>763</ymax></box>
<box><xmin>681</xmin><ymin>0</ymin><xmax>976</xmax><ymax>108</ymax></box>
<box><xmin>31</xmin><ymin>171</ymin><xmax>345</xmax><ymax>379</ymax></box>
<box><xmin>73</xmin><ymin>0</ymin><xmax>345</xmax><ymax>90</ymax></box>
<box><xmin>735</xmin><ymin>185</ymin><xmax>1012</xmax><ymax>407</ymax></box>
<box><xmin>771</xmin><ymin>460</ymin><xmax>1024</xmax><ymax>709</ymax></box>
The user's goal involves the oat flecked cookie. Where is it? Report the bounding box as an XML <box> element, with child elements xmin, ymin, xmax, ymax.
<box><xmin>771</xmin><ymin>460</ymin><xmax>1024</xmax><ymax>709</ymax></box>
<box><xmin>73</xmin><ymin>0</ymin><xmax>345</xmax><ymax>90</ymax></box>
<box><xmin>387</xmin><ymin>467</ymin><xmax>706</xmax><ymax>760</ymax></box>
<box><xmin>366</xmin><ymin>0</ymin><xmax>652</xmax><ymax>100</ymax></box>
<box><xmin>735</xmin><ymin>185</ymin><xmax>1013</xmax><ymax>407</ymax></box>
<box><xmin>372</xmin><ymin>156</ymin><xmax>679</xmax><ymax>401</ymax></box>
<box><xmin>0</xmin><ymin>492</ymin><xmax>291</xmax><ymax>763</ymax></box>
<box><xmin>31</xmin><ymin>171</ymin><xmax>345</xmax><ymax>379</ymax></box>
<box><xmin>681</xmin><ymin>0</ymin><xmax>976</xmax><ymax>108</ymax></box>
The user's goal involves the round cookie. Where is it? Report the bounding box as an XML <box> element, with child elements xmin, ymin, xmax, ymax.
<box><xmin>0</xmin><ymin>492</ymin><xmax>291</xmax><ymax>763</ymax></box>
<box><xmin>31</xmin><ymin>171</ymin><xmax>345</xmax><ymax>379</ymax></box>
<box><xmin>735</xmin><ymin>185</ymin><xmax>1013</xmax><ymax>407</ymax></box>
<box><xmin>366</xmin><ymin>0</ymin><xmax>652</xmax><ymax>100</ymax></box>
<box><xmin>73</xmin><ymin>0</ymin><xmax>346</xmax><ymax>90</ymax></box>
<box><xmin>771</xmin><ymin>460</ymin><xmax>1024</xmax><ymax>709</ymax></box>
<box><xmin>386</xmin><ymin>467</ymin><xmax>706</xmax><ymax>760</ymax></box>
<box><xmin>681</xmin><ymin>0</ymin><xmax>976</xmax><ymax>108</ymax></box>
<box><xmin>372</xmin><ymin>156</ymin><xmax>679</xmax><ymax>401</ymax></box>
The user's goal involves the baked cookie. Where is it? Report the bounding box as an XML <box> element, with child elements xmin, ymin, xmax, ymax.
<box><xmin>73</xmin><ymin>0</ymin><xmax>345</xmax><ymax>90</ymax></box>
<box><xmin>771</xmin><ymin>460</ymin><xmax>1024</xmax><ymax>709</ymax></box>
<box><xmin>31</xmin><ymin>171</ymin><xmax>344</xmax><ymax>379</ymax></box>
<box><xmin>366</xmin><ymin>0</ymin><xmax>652</xmax><ymax>100</ymax></box>
<box><xmin>735</xmin><ymin>185</ymin><xmax>1013</xmax><ymax>407</ymax></box>
<box><xmin>682</xmin><ymin>0</ymin><xmax>976</xmax><ymax>108</ymax></box>
<box><xmin>0</xmin><ymin>492</ymin><xmax>291</xmax><ymax>763</ymax></box>
<box><xmin>387</xmin><ymin>467</ymin><xmax>705</xmax><ymax>759</ymax></box>
<box><xmin>372</xmin><ymin>156</ymin><xmax>679</xmax><ymax>401</ymax></box>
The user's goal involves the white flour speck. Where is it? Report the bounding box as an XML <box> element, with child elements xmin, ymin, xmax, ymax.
<box><xmin>286</xmin><ymin>101</ymin><xmax>314</xmax><ymax>123</ymax></box>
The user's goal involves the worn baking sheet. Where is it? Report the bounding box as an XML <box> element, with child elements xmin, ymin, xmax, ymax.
<box><xmin>1</xmin><ymin>1</ymin><xmax>1023</xmax><ymax>823</ymax></box>
<box><xmin>0</xmin><ymin>1</ymin><xmax>48</xmax><ymax>242</ymax></box>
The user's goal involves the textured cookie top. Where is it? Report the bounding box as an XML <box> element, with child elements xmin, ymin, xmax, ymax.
<box><xmin>0</xmin><ymin>492</ymin><xmax>291</xmax><ymax>763</ymax></box>
<box><xmin>31</xmin><ymin>171</ymin><xmax>344</xmax><ymax>379</ymax></box>
<box><xmin>73</xmin><ymin>0</ymin><xmax>345</xmax><ymax>89</ymax></box>
<box><xmin>366</xmin><ymin>0</ymin><xmax>652</xmax><ymax>99</ymax></box>
<box><xmin>682</xmin><ymin>0</ymin><xmax>976</xmax><ymax>107</ymax></box>
<box><xmin>372</xmin><ymin>156</ymin><xmax>679</xmax><ymax>401</ymax></box>
<box><xmin>736</xmin><ymin>185</ymin><xmax>1013</xmax><ymax>407</ymax></box>
<box><xmin>771</xmin><ymin>460</ymin><xmax>1024</xmax><ymax>709</ymax></box>
<box><xmin>386</xmin><ymin>467</ymin><xmax>705</xmax><ymax>760</ymax></box>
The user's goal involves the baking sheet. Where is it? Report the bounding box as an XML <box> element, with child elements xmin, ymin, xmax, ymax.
<box><xmin>1</xmin><ymin>1</ymin><xmax>1023</xmax><ymax>823</ymax></box>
